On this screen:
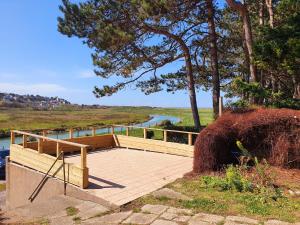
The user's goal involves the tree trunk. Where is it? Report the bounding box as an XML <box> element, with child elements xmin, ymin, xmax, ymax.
<box><xmin>265</xmin><ymin>0</ymin><xmax>274</xmax><ymax>28</ymax></box>
<box><xmin>292</xmin><ymin>74</ymin><xmax>300</xmax><ymax>99</ymax></box>
<box><xmin>242</xmin><ymin>10</ymin><xmax>258</xmax><ymax>83</ymax></box>
<box><xmin>206</xmin><ymin>0</ymin><xmax>220</xmax><ymax>118</ymax></box>
<box><xmin>142</xmin><ymin>23</ymin><xmax>201</xmax><ymax>129</ymax></box>
<box><xmin>242</xmin><ymin>38</ymin><xmax>250</xmax><ymax>100</ymax></box>
<box><xmin>259</xmin><ymin>0</ymin><xmax>264</xmax><ymax>25</ymax></box>
<box><xmin>226</xmin><ymin>0</ymin><xmax>258</xmax><ymax>83</ymax></box>
<box><xmin>185</xmin><ymin>53</ymin><xmax>201</xmax><ymax>130</ymax></box>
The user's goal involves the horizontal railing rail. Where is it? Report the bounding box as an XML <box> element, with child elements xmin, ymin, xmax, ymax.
<box><xmin>111</xmin><ymin>124</ymin><xmax>199</xmax><ymax>146</ymax></box>
<box><xmin>10</xmin><ymin>123</ymin><xmax>199</xmax><ymax>150</ymax></box>
<box><xmin>11</xmin><ymin>130</ymin><xmax>89</xmax><ymax>148</ymax></box>
<box><xmin>112</xmin><ymin>124</ymin><xmax>199</xmax><ymax>135</ymax></box>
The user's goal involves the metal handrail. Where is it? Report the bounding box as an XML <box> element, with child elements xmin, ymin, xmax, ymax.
<box><xmin>28</xmin><ymin>151</ymin><xmax>66</xmax><ymax>202</ymax></box>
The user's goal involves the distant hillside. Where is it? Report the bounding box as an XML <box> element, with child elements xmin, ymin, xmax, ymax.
<box><xmin>0</xmin><ymin>92</ymin><xmax>71</xmax><ymax>109</ymax></box>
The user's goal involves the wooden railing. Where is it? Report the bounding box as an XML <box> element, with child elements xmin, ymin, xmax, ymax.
<box><xmin>10</xmin><ymin>130</ymin><xmax>89</xmax><ymax>170</ymax></box>
<box><xmin>19</xmin><ymin>124</ymin><xmax>199</xmax><ymax>146</ymax></box>
<box><xmin>111</xmin><ymin>124</ymin><xmax>199</xmax><ymax>146</ymax></box>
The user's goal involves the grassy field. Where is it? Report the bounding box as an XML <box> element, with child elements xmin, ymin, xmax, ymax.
<box><xmin>126</xmin><ymin>168</ymin><xmax>300</xmax><ymax>223</ymax></box>
<box><xmin>0</xmin><ymin>106</ymin><xmax>213</xmax><ymax>133</ymax></box>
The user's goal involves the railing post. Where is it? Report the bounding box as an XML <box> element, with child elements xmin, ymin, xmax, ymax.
<box><xmin>56</xmin><ymin>142</ymin><xmax>61</xmax><ymax>158</ymax></box>
<box><xmin>81</xmin><ymin>147</ymin><xmax>87</xmax><ymax>169</ymax></box>
<box><xmin>38</xmin><ymin>138</ymin><xmax>43</xmax><ymax>153</ymax></box>
<box><xmin>69</xmin><ymin>128</ymin><xmax>73</xmax><ymax>139</ymax></box>
<box><xmin>188</xmin><ymin>133</ymin><xmax>192</xmax><ymax>146</ymax></box>
<box><xmin>10</xmin><ymin>131</ymin><xmax>15</xmax><ymax>144</ymax></box>
<box><xmin>219</xmin><ymin>96</ymin><xmax>223</xmax><ymax>117</ymax></box>
<box><xmin>111</xmin><ymin>126</ymin><xmax>114</xmax><ymax>134</ymax></box>
<box><xmin>126</xmin><ymin>127</ymin><xmax>129</xmax><ymax>136</ymax></box>
<box><xmin>23</xmin><ymin>135</ymin><xmax>27</xmax><ymax>148</ymax></box>
<box><xmin>143</xmin><ymin>128</ymin><xmax>147</xmax><ymax>139</ymax></box>
<box><xmin>92</xmin><ymin>127</ymin><xmax>96</xmax><ymax>136</ymax></box>
<box><xmin>164</xmin><ymin>130</ymin><xmax>167</xmax><ymax>142</ymax></box>
<box><xmin>42</xmin><ymin>130</ymin><xmax>47</xmax><ymax>141</ymax></box>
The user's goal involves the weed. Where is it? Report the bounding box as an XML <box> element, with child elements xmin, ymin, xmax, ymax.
<box><xmin>156</xmin><ymin>196</ymin><xmax>171</xmax><ymax>202</ymax></box>
<box><xmin>72</xmin><ymin>216</ymin><xmax>81</xmax><ymax>224</ymax></box>
<box><xmin>181</xmin><ymin>198</ymin><xmax>228</xmax><ymax>213</ymax></box>
<box><xmin>133</xmin><ymin>208</ymin><xmax>141</xmax><ymax>213</ymax></box>
<box><xmin>92</xmin><ymin>210</ymin><xmax>111</xmax><ymax>218</ymax></box>
<box><xmin>66</xmin><ymin>206</ymin><xmax>79</xmax><ymax>216</ymax></box>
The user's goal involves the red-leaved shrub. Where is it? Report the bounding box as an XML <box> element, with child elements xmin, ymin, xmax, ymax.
<box><xmin>193</xmin><ymin>108</ymin><xmax>300</xmax><ymax>173</ymax></box>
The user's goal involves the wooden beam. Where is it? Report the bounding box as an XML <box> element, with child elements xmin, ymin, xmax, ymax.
<box><xmin>11</xmin><ymin>130</ymin><xmax>88</xmax><ymax>148</ymax></box>
<box><xmin>10</xmin><ymin>144</ymin><xmax>88</xmax><ymax>188</ymax></box>
<box><xmin>115</xmin><ymin>135</ymin><xmax>194</xmax><ymax>157</ymax></box>
<box><xmin>126</xmin><ymin>127</ymin><xmax>129</xmax><ymax>136</ymax></box>
<box><xmin>56</xmin><ymin>142</ymin><xmax>61</xmax><ymax>158</ymax></box>
<box><xmin>81</xmin><ymin>147</ymin><xmax>87</xmax><ymax>169</ymax></box>
<box><xmin>112</xmin><ymin>124</ymin><xmax>199</xmax><ymax>135</ymax></box>
<box><xmin>10</xmin><ymin>131</ymin><xmax>15</xmax><ymax>144</ymax></box>
<box><xmin>69</xmin><ymin>128</ymin><xmax>74</xmax><ymax>139</ymax></box>
<box><xmin>188</xmin><ymin>133</ymin><xmax>192</xmax><ymax>146</ymax></box>
<box><xmin>92</xmin><ymin>127</ymin><xmax>96</xmax><ymax>136</ymax></box>
<box><xmin>164</xmin><ymin>130</ymin><xmax>167</xmax><ymax>142</ymax></box>
<box><xmin>42</xmin><ymin>130</ymin><xmax>47</xmax><ymax>141</ymax></box>
<box><xmin>23</xmin><ymin>135</ymin><xmax>27</xmax><ymax>148</ymax></box>
<box><xmin>38</xmin><ymin>138</ymin><xmax>43</xmax><ymax>153</ymax></box>
<box><xmin>111</xmin><ymin>126</ymin><xmax>114</xmax><ymax>134</ymax></box>
<box><xmin>143</xmin><ymin>128</ymin><xmax>147</xmax><ymax>139</ymax></box>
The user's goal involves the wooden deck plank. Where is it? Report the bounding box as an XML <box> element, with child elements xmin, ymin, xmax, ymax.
<box><xmin>66</xmin><ymin>148</ymin><xmax>192</xmax><ymax>206</ymax></box>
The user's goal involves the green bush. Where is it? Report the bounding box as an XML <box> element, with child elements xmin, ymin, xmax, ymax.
<box><xmin>225</xmin><ymin>165</ymin><xmax>253</xmax><ymax>192</ymax></box>
<box><xmin>200</xmin><ymin>166</ymin><xmax>253</xmax><ymax>192</ymax></box>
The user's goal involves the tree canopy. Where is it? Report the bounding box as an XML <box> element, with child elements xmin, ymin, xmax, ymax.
<box><xmin>58</xmin><ymin>0</ymin><xmax>300</xmax><ymax>129</ymax></box>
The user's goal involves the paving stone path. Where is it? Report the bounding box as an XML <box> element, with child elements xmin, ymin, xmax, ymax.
<box><xmin>79</xmin><ymin>204</ymin><xmax>299</xmax><ymax>225</ymax></box>
<box><xmin>2</xmin><ymin>197</ymin><xmax>299</xmax><ymax>225</ymax></box>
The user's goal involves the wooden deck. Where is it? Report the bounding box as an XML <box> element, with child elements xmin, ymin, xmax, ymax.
<box><xmin>9</xmin><ymin>125</ymin><xmax>196</xmax><ymax>206</ymax></box>
<box><xmin>66</xmin><ymin>148</ymin><xmax>192</xmax><ymax>206</ymax></box>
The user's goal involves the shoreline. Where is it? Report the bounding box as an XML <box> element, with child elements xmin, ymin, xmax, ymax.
<box><xmin>0</xmin><ymin>115</ymin><xmax>153</xmax><ymax>139</ymax></box>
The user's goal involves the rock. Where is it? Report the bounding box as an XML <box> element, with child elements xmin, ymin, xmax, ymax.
<box><xmin>87</xmin><ymin>211</ymin><xmax>132</xmax><ymax>224</ymax></box>
<box><xmin>173</xmin><ymin>215</ymin><xmax>191</xmax><ymax>222</ymax></box>
<box><xmin>188</xmin><ymin>219</ymin><xmax>211</xmax><ymax>225</ymax></box>
<box><xmin>50</xmin><ymin>215</ymin><xmax>75</xmax><ymax>225</ymax></box>
<box><xmin>294</xmin><ymin>190</ymin><xmax>300</xmax><ymax>196</ymax></box>
<box><xmin>166</xmin><ymin>207</ymin><xmax>193</xmax><ymax>215</ymax></box>
<box><xmin>76</xmin><ymin>201</ymin><xmax>98</xmax><ymax>212</ymax></box>
<box><xmin>151</xmin><ymin>219</ymin><xmax>179</xmax><ymax>225</ymax></box>
<box><xmin>189</xmin><ymin>213</ymin><xmax>225</xmax><ymax>224</ymax></box>
<box><xmin>264</xmin><ymin>220</ymin><xmax>291</xmax><ymax>225</ymax></box>
<box><xmin>224</xmin><ymin>222</ymin><xmax>247</xmax><ymax>225</ymax></box>
<box><xmin>77</xmin><ymin>205</ymin><xmax>109</xmax><ymax>220</ymax></box>
<box><xmin>141</xmin><ymin>204</ymin><xmax>169</xmax><ymax>215</ymax></box>
<box><xmin>288</xmin><ymin>190</ymin><xmax>295</xmax><ymax>196</ymax></box>
<box><xmin>160</xmin><ymin>212</ymin><xmax>177</xmax><ymax>220</ymax></box>
<box><xmin>226</xmin><ymin>216</ymin><xmax>259</xmax><ymax>224</ymax></box>
<box><xmin>160</xmin><ymin>211</ymin><xmax>191</xmax><ymax>223</ymax></box>
<box><xmin>122</xmin><ymin>212</ymin><xmax>158</xmax><ymax>224</ymax></box>
<box><xmin>152</xmin><ymin>188</ymin><xmax>191</xmax><ymax>200</ymax></box>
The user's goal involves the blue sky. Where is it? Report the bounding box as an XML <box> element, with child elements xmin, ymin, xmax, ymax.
<box><xmin>0</xmin><ymin>0</ymin><xmax>219</xmax><ymax>108</ymax></box>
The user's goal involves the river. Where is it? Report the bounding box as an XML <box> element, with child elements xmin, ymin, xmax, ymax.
<box><xmin>0</xmin><ymin>114</ymin><xmax>180</xmax><ymax>150</ymax></box>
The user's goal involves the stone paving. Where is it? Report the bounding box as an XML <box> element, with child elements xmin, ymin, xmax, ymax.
<box><xmin>2</xmin><ymin>197</ymin><xmax>299</xmax><ymax>225</ymax></box>
<box><xmin>79</xmin><ymin>204</ymin><xmax>299</xmax><ymax>225</ymax></box>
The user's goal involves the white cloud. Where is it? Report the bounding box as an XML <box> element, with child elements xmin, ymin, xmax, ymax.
<box><xmin>78</xmin><ymin>70</ymin><xmax>95</xmax><ymax>78</ymax></box>
<box><xmin>0</xmin><ymin>82</ymin><xmax>67</xmax><ymax>96</ymax></box>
